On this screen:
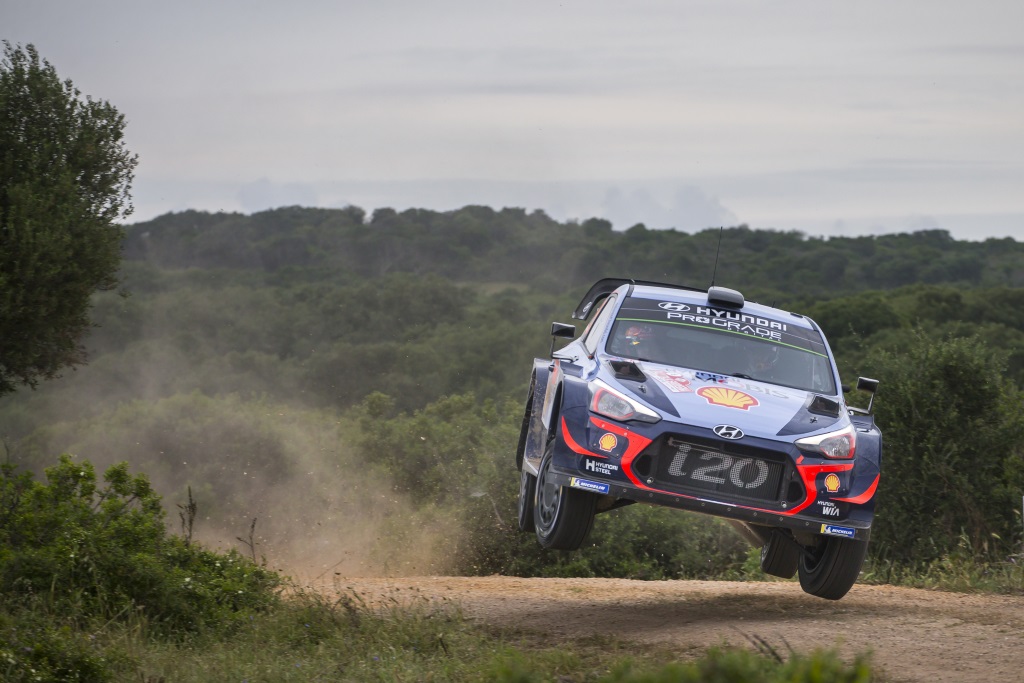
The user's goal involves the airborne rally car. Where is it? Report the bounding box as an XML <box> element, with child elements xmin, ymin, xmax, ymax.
<box><xmin>515</xmin><ymin>278</ymin><xmax>882</xmax><ymax>600</ymax></box>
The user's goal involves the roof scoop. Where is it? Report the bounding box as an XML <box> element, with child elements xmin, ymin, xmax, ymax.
<box><xmin>707</xmin><ymin>286</ymin><xmax>744</xmax><ymax>308</ymax></box>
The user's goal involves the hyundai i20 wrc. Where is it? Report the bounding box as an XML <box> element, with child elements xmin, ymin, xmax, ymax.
<box><xmin>515</xmin><ymin>278</ymin><xmax>882</xmax><ymax>600</ymax></box>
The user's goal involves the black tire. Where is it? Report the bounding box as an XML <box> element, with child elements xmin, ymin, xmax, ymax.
<box><xmin>760</xmin><ymin>531</ymin><xmax>800</xmax><ymax>579</ymax></box>
<box><xmin>517</xmin><ymin>469</ymin><xmax>536</xmax><ymax>533</ymax></box>
<box><xmin>798</xmin><ymin>536</ymin><xmax>869</xmax><ymax>600</ymax></box>
<box><xmin>534</xmin><ymin>438</ymin><xmax>596</xmax><ymax>550</ymax></box>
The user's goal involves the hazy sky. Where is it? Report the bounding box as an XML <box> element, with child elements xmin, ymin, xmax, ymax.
<box><xmin>5</xmin><ymin>0</ymin><xmax>1024</xmax><ymax>239</ymax></box>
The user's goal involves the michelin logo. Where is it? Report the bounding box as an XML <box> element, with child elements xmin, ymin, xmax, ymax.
<box><xmin>820</xmin><ymin>524</ymin><xmax>856</xmax><ymax>538</ymax></box>
<box><xmin>570</xmin><ymin>477</ymin><xmax>610</xmax><ymax>495</ymax></box>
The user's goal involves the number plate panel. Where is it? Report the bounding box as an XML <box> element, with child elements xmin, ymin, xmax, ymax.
<box><xmin>654</xmin><ymin>438</ymin><xmax>785</xmax><ymax>502</ymax></box>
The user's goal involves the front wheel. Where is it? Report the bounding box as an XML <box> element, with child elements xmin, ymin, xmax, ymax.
<box><xmin>798</xmin><ymin>536</ymin><xmax>869</xmax><ymax>600</ymax></box>
<box><xmin>534</xmin><ymin>439</ymin><xmax>596</xmax><ymax>550</ymax></box>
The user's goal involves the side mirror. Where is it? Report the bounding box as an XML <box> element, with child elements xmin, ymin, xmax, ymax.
<box><xmin>550</xmin><ymin>322</ymin><xmax>576</xmax><ymax>357</ymax></box>
<box><xmin>857</xmin><ymin>376</ymin><xmax>880</xmax><ymax>413</ymax></box>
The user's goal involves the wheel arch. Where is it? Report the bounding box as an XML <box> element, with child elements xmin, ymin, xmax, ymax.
<box><xmin>520</xmin><ymin>360</ymin><xmax>557</xmax><ymax>475</ymax></box>
<box><xmin>516</xmin><ymin>374</ymin><xmax>538</xmax><ymax>471</ymax></box>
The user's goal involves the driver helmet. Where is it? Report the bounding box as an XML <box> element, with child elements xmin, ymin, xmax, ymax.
<box><xmin>624</xmin><ymin>324</ymin><xmax>655</xmax><ymax>347</ymax></box>
<box><xmin>749</xmin><ymin>343</ymin><xmax>780</xmax><ymax>373</ymax></box>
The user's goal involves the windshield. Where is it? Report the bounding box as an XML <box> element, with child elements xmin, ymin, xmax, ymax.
<box><xmin>606</xmin><ymin>297</ymin><xmax>837</xmax><ymax>394</ymax></box>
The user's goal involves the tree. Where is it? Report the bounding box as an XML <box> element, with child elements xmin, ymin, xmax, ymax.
<box><xmin>864</xmin><ymin>332</ymin><xmax>1024</xmax><ymax>566</ymax></box>
<box><xmin>0</xmin><ymin>42</ymin><xmax>137</xmax><ymax>395</ymax></box>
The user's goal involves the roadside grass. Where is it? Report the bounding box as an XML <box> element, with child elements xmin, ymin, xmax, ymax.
<box><xmin>119</xmin><ymin>586</ymin><xmax>872</xmax><ymax>683</ymax></box>
<box><xmin>861</xmin><ymin>554</ymin><xmax>1024</xmax><ymax>594</ymax></box>
<box><xmin>727</xmin><ymin>545</ymin><xmax>1024</xmax><ymax>595</ymax></box>
<box><xmin>861</xmin><ymin>533</ymin><xmax>1024</xmax><ymax>594</ymax></box>
<box><xmin>4</xmin><ymin>551</ymin><xmax>1007</xmax><ymax>683</ymax></box>
<box><xmin>3</xmin><ymin>555</ymin><xmax>1005</xmax><ymax>683</ymax></box>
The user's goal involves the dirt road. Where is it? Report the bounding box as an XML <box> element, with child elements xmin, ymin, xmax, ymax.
<box><xmin>332</xmin><ymin>576</ymin><xmax>1024</xmax><ymax>682</ymax></box>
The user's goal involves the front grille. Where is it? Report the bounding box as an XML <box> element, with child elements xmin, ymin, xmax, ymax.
<box><xmin>650</xmin><ymin>436</ymin><xmax>786</xmax><ymax>503</ymax></box>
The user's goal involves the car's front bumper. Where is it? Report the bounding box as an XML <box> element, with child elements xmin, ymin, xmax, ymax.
<box><xmin>549</xmin><ymin>408</ymin><xmax>877</xmax><ymax>542</ymax></box>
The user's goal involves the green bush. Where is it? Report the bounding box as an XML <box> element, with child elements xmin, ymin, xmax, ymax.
<box><xmin>492</xmin><ymin>646</ymin><xmax>872</xmax><ymax>683</ymax></box>
<box><xmin>357</xmin><ymin>392</ymin><xmax>520</xmax><ymax>509</ymax></box>
<box><xmin>602</xmin><ymin>646</ymin><xmax>872</xmax><ymax>683</ymax></box>
<box><xmin>0</xmin><ymin>456</ymin><xmax>281</xmax><ymax>635</ymax></box>
<box><xmin>863</xmin><ymin>333</ymin><xmax>1024</xmax><ymax>567</ymax></box>
<box><xmin>0</xmin><ymin>608</ymin><xmax>121</xmax><ymax>683</ymax></box>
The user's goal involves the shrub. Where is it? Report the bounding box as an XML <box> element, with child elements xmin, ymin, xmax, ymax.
<box><xmin>863</xmin><ymin>333</ymin><xmax>1024</xmax><ymax>567</ymax></box>
<box><xmin>0</xmin><ymin>608</ymin><xmax>118</xmax><ymax>683</ymax></box>
<box><xmin>0</xmin><ymin>455</ymin><xmax>281</xmax><ymax>636</ymax></box>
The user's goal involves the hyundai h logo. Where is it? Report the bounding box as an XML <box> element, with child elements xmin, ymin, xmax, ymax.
<box><xmin>658</xmin><ymin>302</ymin><xmax>691</xmax><ymax>312</ymax></box>
<box><xmin>713</xmin><ymin>424</ymin><xmax>744</xmax><ymax>440</ymax></box>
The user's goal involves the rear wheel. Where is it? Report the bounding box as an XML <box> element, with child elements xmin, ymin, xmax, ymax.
<box><xmin>534</xmin><ymin>438</ymin><xmax>596</xmax><ymax>550</ymax></box>
<box><xmin>517</xmin><ymin>469</ymin><xmax>536</xmax><ymax>533</ymax></box>
<box><xmin>798</xmin><ymin>536</ymin><xmax>869</xmax><ymax>600</ymax></box>
<box><xmin>760</xmin><ymin>531</ymin><xmax>800</xmax><ymax>579</ymax></box>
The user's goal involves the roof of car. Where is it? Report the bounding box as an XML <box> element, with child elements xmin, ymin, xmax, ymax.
<box><xmin>573</xmin><ymin>278</ymin><xmax>816</xmax><ymax>331</ymax></box>
<box><xmin>629</xmin><ymin>284</ymin><xmax>815</xmax><ymax>330</ymax></box>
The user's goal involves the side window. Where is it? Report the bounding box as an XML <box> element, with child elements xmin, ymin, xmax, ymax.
<box><xmin>583</xmin><ymin>295</ymin><xmax>618</xmax><ymax>356</ymax></box>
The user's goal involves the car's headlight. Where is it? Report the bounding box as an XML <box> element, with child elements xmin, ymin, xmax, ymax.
<box><xmin>589</xmin><ymin>379</ymin><xmax>661</xmax><ymax>423</ymax></box>
<box><xmin>795</xmin><ymin>424</ymin><xmax>856</xmax><ymax>459</ymax></box>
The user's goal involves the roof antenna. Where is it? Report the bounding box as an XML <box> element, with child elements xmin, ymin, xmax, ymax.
<box><xmin>710</xmin><ymin>226</ymin><xmax>724</xmax><ymax>287</ymax></box>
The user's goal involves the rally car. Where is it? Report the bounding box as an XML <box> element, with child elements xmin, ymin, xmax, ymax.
<box><xmin>515</xmin><ymin>278</ymin><xmax>881</xmax><ymax>600</ymax></box>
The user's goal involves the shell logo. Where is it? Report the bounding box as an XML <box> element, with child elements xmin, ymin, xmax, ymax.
<box><xmin>696</xmin><ymin>386</ymin><xmax>759</xmax><ymax>410</ymax></box>
<box><xmin>598</xmin><ymin>433</ymin><xmax>618</xmax><ymax>452</ymax></box>
<box><xmin>824</xmin><ymin>473</ymin><xmax>841</xmax><ymax>493</ymax></box>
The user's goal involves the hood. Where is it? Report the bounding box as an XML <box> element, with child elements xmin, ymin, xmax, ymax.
<box><xmin>605</xmin><ymin>360</ymin><xmax>845</xmax><ymax>439</ymax></box>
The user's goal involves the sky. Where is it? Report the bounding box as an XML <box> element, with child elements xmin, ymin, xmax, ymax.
<box><xmin>5</xmin><ymin>0</ymin><xmax>1024</xmax><ymax>240</ymax></box>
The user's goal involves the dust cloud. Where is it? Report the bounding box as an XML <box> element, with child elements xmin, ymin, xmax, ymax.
<box><xmin>0</xmin><ymin>307</ymin><xmax>462</xmax><ymax>581</ymax></box>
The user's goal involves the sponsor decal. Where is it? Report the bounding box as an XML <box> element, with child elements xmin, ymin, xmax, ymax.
<box><xmin>695</xmin><ymin>371</ymin><xmax>729</xmax><ymax>383</ymax></box>
<box><xmin>649</xmin><ymin>368</ymin><xmax>694</xmax><ymax>393</ymax></box>
<box><xmin>823</xmin><ymin>473</ymin><xmax>841</xmax><ymax>493</ymax></box>
<box><xmin>598</xmin><ymin>433</ymin><xmax>618</xmax><ymax>451</ymax></box>
<box><xmin>584</xmin><ymin>458</ymin><xmax>620</xmax><ymax>476</ymax></box>
<box><xmin>712</xmin><ymin>424</ymin><xmax>744</xmax><ymax>440</ymax></box>
<box><xmin>658</xmin><ymin>301</ymin><xmax>691</xmax><ymax>312</ymax></box>
<box><xmin>695</xmin><ymin>306</ymin><xmax>788</xmax><ymax>332</ymax></box>
<box><xmin>821</xmin><ymin>524</ymin><xmax>856</xmax><ymax>538</ymax></box>
<box><xmin>661</xmin><ymin>308</ymin><xmax>784</xmax><ymax>342</ymax></box>
<box><xmin>697</xmin><ymin>386</ymin><xmax>759</xmax><ymax>410</ymax></box>
<box><xmin>614</xmin><ymin>297</ymin><xmax>830</xmax><ymax>357</ymax></box>
<box><xmin>818</xmin><ymin>500</ymin><xmax>840</xmax><ymax>518</ymax></box>
<box><xmin>570</xmin><ymin>477</ymin><xmax>611</xmax><ymax>495</ymax></box>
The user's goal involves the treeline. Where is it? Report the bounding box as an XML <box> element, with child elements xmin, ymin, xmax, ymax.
<box><xmin>122</xmin><ymin>206</ymin><xmax>1024</xmax><ymax>298</ymax></box>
